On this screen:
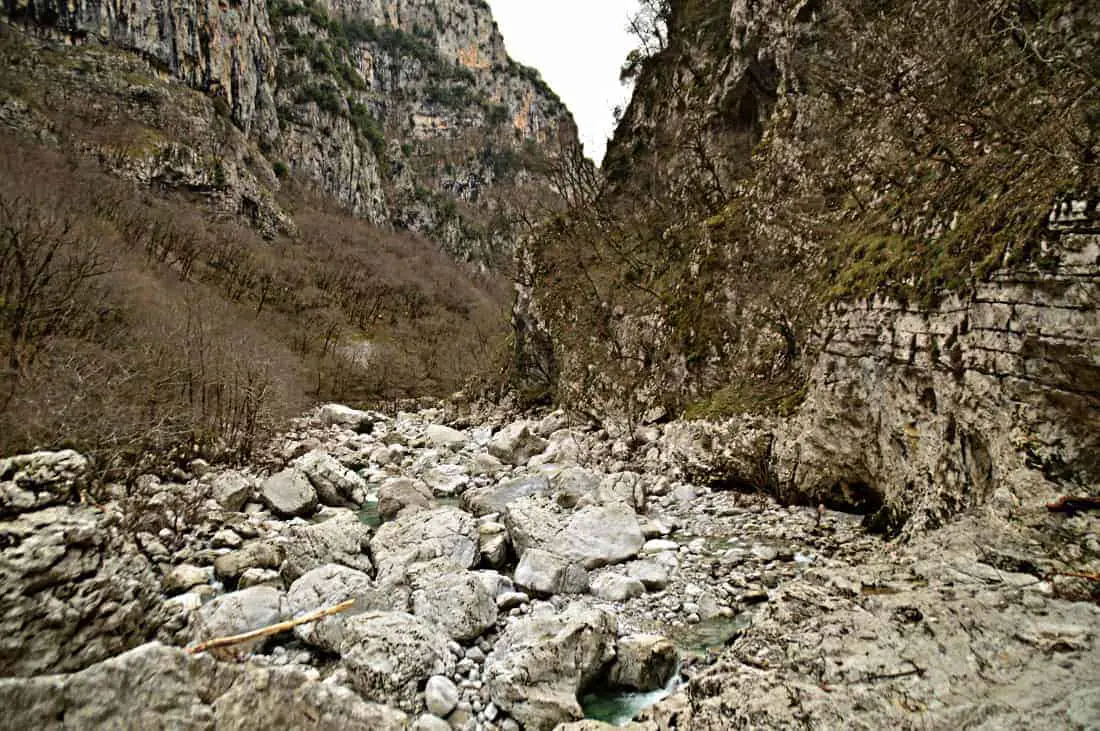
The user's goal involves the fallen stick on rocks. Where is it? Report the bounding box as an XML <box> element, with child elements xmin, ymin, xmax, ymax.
<box><xmin>186</xmin><ymin>598</ymin><xmax>356</xmax><ymax>656</ymax></box>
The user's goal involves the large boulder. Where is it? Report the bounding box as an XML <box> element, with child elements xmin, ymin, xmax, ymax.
<box><xmin>505</xmin><ymin>498</ymin><xmax>646</xmax><ymax>569</ymax></box>
<box><xmin>411</xmin><ymin>570</ymin><xmax>498</xmax><ymax>641</ymax></box>
<box><xmin>424</xmin><ymin>424</ymin><xmax>469</xmax><ymax>449</ymax></box>
<box><xmin>487</xmin><ymin>421</ymin><xmax>548</xmax><ymax>465</ymax></box>
<box><xmin>210</xmin><ymin>470</ymin><xmax>254</xmax><ymax>512</ymax></box>
<box><xmin>626</xmin><ymin>560</ymin><xmax>670</xmax><ymax>591</ymax></box>
<box><xmin>485</xmin><ymin>603</ymin><xmax>617</xmax><ymax>730</ymax></box>
<box><xmin>0</xmin><ymin>505</ymin><xmax>161</xmax><ymax>677</ymax></box>
<box><xmin>370</xmin><ymin>507</ymin><xmax>478</xmax><ymax>579</ymax></box>
<box><xmin>192</xmin><ymin>586</ymin><xmax>286</xmax><ymax>649</ymax></box>
<box><xmin>339</xmin><ymin>612</ymin><xmax>455</xmax><ymax>711</ymax></box>
<box><xmin>261</xmin><ymin>469</ymin><xmax>318</xmax><ymax>518</ymax></box>
<box><xmin>594</xmin><ymin>472</ymin><xmax>647</xmax><ymax>512</ymax></box>
<box><xmin>461</xmin><ymin>474</ymin><xmax>552</xmax><ymax>517</ymax></box>
<box><xmin>608</xmin><ymin>635</ymin><xmax>679</xmax><ymax>691</ymax></box>
<box><xmin>424</xmin><ymin>674</ymin><xmax>460</xmax><ymax>717</ymax></box>
<box><xmin>514</xmin><ymin>548</ymin><xmax>589</xmax><ymax>597</ymax></box>
<box><xmin>319</xmin><ymin>404</ymin><xmax>373</xmax><ymax>430</ymax></box>
<box><xmin>589</xmin><ymin>573</ymin><xmax>645</xmax><ymax>602</ymax></box>
<box><xmin>422</xmin><ymin>464</ymin><xmax>470</xmax><ymax>498</ymax></box>
<box><xmin>213</xmin><ymin>541</ymin><xmax>285</xmax><ymax>582</ymax></box>
<box><xmin>377</xmin><ymin>477</ymin><xmax>433</xmax><ymax>522</ymax></box>
<box><xmin>0</xmin><ymin>450</ymin><xmax>88</xmax><ymax>516</ymax></box>
<box><xmin>280</xmin><ymin>508</ymin><xmax>373</xmax><ymax>583</ymax></box>
<box><xmin>295</xmin><ymin>451</ymin><xmax>368</xmax><ymax>508</ymax></box>
<box><xmin>287</xmin><ymin>564</ymin><xmax>376</xmax><ymax>651</ymax></box>
<box><xmin>659</xmin><ymin>418</ymin><xmax>774</xmax><ymax>489</ymax></box>
<box><xmin>549</xmin><ymin>468</ymin><xmax>646</xmax><ymax>511</ymax></box>
<box><xmin>0</xmin><ymin>642</ymin><xmax>407</xmax><ymax>729</ymax></box>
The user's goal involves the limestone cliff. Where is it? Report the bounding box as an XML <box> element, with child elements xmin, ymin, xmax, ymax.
<box><xmin>2</xmin><ymin>0</ymin><xmax>576</xmax><ymax>261</ymax></box>
<box><xmin>516</xmin><ymin>0</ymin><xmax>1099</xmax><ymax>531</ymax></box>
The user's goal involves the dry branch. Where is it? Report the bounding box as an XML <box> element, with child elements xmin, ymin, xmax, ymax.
<box><xmin>186</xmin><ymin>598</ymin><xmax>356</xmax><ymax>656</ymax></box>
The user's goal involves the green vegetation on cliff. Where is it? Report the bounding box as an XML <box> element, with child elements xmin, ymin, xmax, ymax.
<box><xmin>521</xmin><ymin>0</ymin><xmax>1098</xmax><ymax>422</ymax></box>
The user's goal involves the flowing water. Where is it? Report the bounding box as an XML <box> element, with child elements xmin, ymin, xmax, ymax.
<box><xmin>581</xmin><ymin>672</ymin><xmax>682</xmax><ymax>725</ymax></box>
<box><xmin>582</xmin><ymin>611</ymin><xmax>754</xmax><ymax>725</ymax></box>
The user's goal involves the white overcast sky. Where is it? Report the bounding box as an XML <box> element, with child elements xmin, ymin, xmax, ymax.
<box><xmin>487</xmin><ymin>0</ymin><xmax>638</xmax><ymax>164</ymax></box>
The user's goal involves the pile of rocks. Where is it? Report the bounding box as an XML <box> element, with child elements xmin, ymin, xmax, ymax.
<box><xmin>1</xmin><ymin>402</ymin><xmax>1097</xmax><ymax>730</ymax></box>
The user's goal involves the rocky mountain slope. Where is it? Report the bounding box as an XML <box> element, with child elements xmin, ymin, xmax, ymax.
<box><xmin>0</xmin><ymin>0</ymin><xmax>580</xmax><ymax>466</ymax></box>
<box><xmin>514</xmin><ymin>0</ymin><xmax>1099</xmax><ymax>534</ymax></box>
<box><xmin>4</xmin><ymin>0</ymin><xmax>576</xmax><ymax>262</ymax></box>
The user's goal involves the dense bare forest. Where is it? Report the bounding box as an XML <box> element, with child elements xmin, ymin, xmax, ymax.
<box><xmin>0</xmin><ymin>138</ymin><xmax>511</xmax><ymax>475</ymax></box>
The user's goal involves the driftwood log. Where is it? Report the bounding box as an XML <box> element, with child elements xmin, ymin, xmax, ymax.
<box><xmin>186</xmin><ymin>598</ymin><xmax>356</xmax><ymax>656</ymax></box>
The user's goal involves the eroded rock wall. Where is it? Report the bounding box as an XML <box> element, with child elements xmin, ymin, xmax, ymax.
<box><xmin>775</xmin><ymin>225</ymin><xmax>1100</xmax><ymax>531</ymax></box>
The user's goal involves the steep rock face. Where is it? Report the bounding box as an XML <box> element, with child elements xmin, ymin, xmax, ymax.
<box><xmin>267</xmin><ymin>0</ymin><xmax>575</xmax><ymax>259</ymax></box>
<box><xmin>774</xmin><ymin>226</ymin><xmax>1099</xmax><ymax>531</ymax></box>
<box><xmin>517</xmin><ymin>0</ymin><xmax>1099</xmax><ymax>530</ymax></box>
<box><xmin>7</xmin><ymin>0</ymin><xmax>279</xmax><ymax>142</ymax></box>
<box><xmin>2</xmin><ymin>0</ymin><xmax>579</xmax><ymax>261</ymax></box>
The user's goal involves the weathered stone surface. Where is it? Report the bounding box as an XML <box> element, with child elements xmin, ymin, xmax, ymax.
<box><xmin>505</xmin><ymin>498</ymin><xmax>645</xmax><ymax>569</ymax></box>
<box><xmin>479</xmin><ymin>521</ymin><xmax>510</xmax><ymax>568</ymax></box>
<box><xmin>210</xmin><ymin>470</ymin><xmax>254</xmax><ymax>512</ymax></box>
<box><xmin>319</xmin><ymin>404</ymin><xmax>373</xmax><ymax>429</ymax></box>
<box><xmin>772</xmin><ymin>250</ymin><xmax>1100</xmax><ymax>531</ymax></box>
<box><xmin>0</xmin><ymin>505</ymin><xmax>161</xmax><ymax>677</ymax></box>
<box><xmin>164</xmin><ymin>563</ymin><xmax>210</xmax><ymax>595</ymax></box>
<box><xmin>424</xmin><ymin>424</ymin><xmax>469</xmax><ymax>449</ymax></box>
<box><xmin>213</xmin><ymin>541</ymin><xmax>284</xmax><ymax>581</ymax></box>
<box><xmin>280</xmin><ymin>508</ymin><xmax>373</xmax><ymax>582</ymax></box>
<box><xmin>0</xmin><ymin>450</ymin><xmax>89</xmax><ymax>516</ymax></box>
<box><xmin>645</xmin><ymin>516</ymin><xmax>1100</xmax><ymax>729</ymax></box>
<box><xmin>590</xmin><ymin>573</ymin><xmax>646</xmax><ymax>602</ymax></box>
<box><xmin>287</xmin><ymin>564</ymin><xmax>374</xmax><ymax>651</ymax></box>
<box><xmin>556</xmin><ymin>722</ymin><xmax>655</xmax><ymax>731</ymax></box>
<box><xmin>295</xmin><ymin>451</ymin><xmax>368</xmax><ymax>508</ymax></box>
<box><xmin>377</xmin><ymin>477</ymin><xmax>433</xmax><ymax>521</ymax></box>
<box><xmin>192</xmin><ymin>586</ymin><xmax>286</xmax><ymax>647</ymax></box>
<box><xmin>513</xmin><ymin>548</ymin><xmax>588</xmax><ymax>597</ymax></box>
<box><xmin>339</xmin><ymin>612</ymin><xmax>455</xmax><ymax>711</ymax></box>
<box><xmin>608</xmin><ymin>635</ymin><xmax>678</xmax><ymax>692</ymax></box>
<box><xmin>462</xmin><ymin>473</ymin><xmax>552</xmax><ymax>516</ymax></box>
<box><xmin>424</xmin><ymin>674</ymin><xmax>460</xmax><ymax>718</ymax></box>
<box><xmin>626</xmin><ymin>560</ymin><xmax>670</xmax><ymax>591</ymax></box>
<box><xmin>0</xmin><ymin>642</ymin><xmax>407</xmax><ymax>729</ymax></box>
<box><xmin>260</xmin><ymin>469</ymin><xmax>318</xmax><ymax>518</ymax></box>
<box><xmin>412</xmin><ymin>715</ymin><xmax>452</xmax><ymax>731</ymax></box>
<box><xmin>238</xmin><ymin>567</ymin><xmax>281</xmax><ymax>589</ymax></box>
<box><xmin>421</xmin><ymin>464</ymin><xmax>470</xmax><ymax>497</ymax></box>
<box><xmin>485</xmin><ymin>603</ymin><xmax>617</xmax><ymax>731</ymax></box>
<box><xmin>488</xmin><ymin>421</ymin><xmax>548</xmax><ymax>465</ymax></box>
<box><xmin>370</xmin><ymin>507</ymin><xmax>478</xmax><ymax>578</ymax></box>
<box><xmin>659</xmin><ymin>418</ymin><xmax>775</xmax><ymax>492</ymax></box>
<box><xmin>411</xmin><ymin>571</ymin><xmax>498</xmax><ymax>641</ymax></box>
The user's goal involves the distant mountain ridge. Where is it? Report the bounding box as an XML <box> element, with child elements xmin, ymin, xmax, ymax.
<box><xmin>4</xmin><ymin>0</ymin><xmax>577</xmax><ymax>263</ymax></box>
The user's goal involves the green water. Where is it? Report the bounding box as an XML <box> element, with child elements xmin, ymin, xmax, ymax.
<box><xmin>581</xmin><ymin>683</ymin><xmax>679</xmax><ymax>726</ymax></box>
<box><xmin>358</xmin><ymin>496</ymin><xmax>462</xmax><ymax>528</ymax></box>
<box><xmin>671</xmin><ymin>612</ymin><xmax>753</xmax><ymax>660</ymax></box>
<box><xmin>358</xmin><ymin>500</ymin><xmax>381</xmax><ymax>528</ymax></box>
<box><xmin>581</xmin><ymin>614</ymin><xmax>753</xmax><ymax>724</ymax></box>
